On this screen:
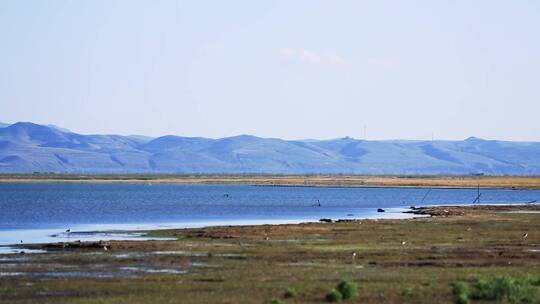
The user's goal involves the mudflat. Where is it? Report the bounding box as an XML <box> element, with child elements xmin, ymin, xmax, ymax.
<box><xmin>1</xmin><ymin>204</ymin><xmax>539</xmax><ymax>303</ymax></box>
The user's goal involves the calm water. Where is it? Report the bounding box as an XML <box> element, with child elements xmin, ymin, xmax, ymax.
<box><xmin>0</xmin><ymin>183</ymin><xmax>539</xmax><ymax>246</ymax></box>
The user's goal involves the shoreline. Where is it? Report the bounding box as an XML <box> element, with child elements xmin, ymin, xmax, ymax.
<box><xmin>1</xmin><ymin>203</ymin><xmax>539</xmax><ymax>303</ymax></box>
<box><xmin>6</xmin><ymin>203</ymin><xmax>536</xmax><ymax>250</ymax></box>
<box><xmin>1</xmin><ymin>175</ymin><xmax>540</xmax><ymax>189</ymax></box>
<box><xmin>0</xmin><ymin>207</ymin><xmax>420</xmax><ymax>248</ymax></box>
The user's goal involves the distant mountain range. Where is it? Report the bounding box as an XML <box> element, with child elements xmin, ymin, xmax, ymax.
<box><xmin>0</xmin><ymin>121</ymin><xmax>539</xmax><ymax>175</ymax></box>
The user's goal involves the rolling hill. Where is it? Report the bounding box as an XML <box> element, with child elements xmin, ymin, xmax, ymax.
<box><xmin>0</xmin><ymin>122</ymin><xmax>539</xmax><ymax>175</ymax></box>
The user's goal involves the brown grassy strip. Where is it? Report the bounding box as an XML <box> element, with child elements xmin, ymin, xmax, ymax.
<box><xmin>1</xmin><ymin>174</ymin><xmax>540</xmax><ymax>189</ymax></box>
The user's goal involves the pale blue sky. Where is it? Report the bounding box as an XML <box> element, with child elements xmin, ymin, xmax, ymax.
<box><xmin>1</xmin><ymin>1</ymin><xmax>539</xmax><ymax>140</ymax></box>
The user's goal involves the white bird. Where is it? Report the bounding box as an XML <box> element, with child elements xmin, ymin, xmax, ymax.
<box><xmin>522</xmin><ymin>233</ymin><xmax>528</xmax><ymax>239</ymax></box>
<box><xmin>401</xmin><ymin>241</ymin><xmax>407</xmax><ymax>246</ymax></box>
<box><xmin>103</xmin><ymin>246</ymin><xmax>108</xmax><ymax>251</ymax></box>
<box><xmin>351</xmin><ymin>252</ymin><xmax>357</xmax><ymax>258</ymax></box>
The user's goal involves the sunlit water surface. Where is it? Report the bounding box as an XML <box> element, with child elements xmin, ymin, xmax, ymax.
<box><xmin>0</xmin><ymin>183</ymin><xmax>538</xmax><ymax>246</ymax></box>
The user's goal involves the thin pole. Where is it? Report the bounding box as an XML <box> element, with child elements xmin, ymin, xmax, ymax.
<box><xmin>472</xmin><ymin>184</ymin><xmax>481</xmax><ymax>204</ymax></box>
<box><xmin>420</xmin><ymin>188</ymin><xmax>432</xmax><ymax>205</ymax></box>
<box><xmin>364</xmin><ymin>125</ymin><xmax>366</xmax><ymax>140</ymax></box>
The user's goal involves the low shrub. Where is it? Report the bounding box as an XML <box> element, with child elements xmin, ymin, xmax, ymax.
<box><xmin>336</xmin><ymin>280</ymin><xmax>358</xmax><ymax>300</ymax></box>
<box><xmin>447</xmin><ymin>275</ymin><xmax>540</xmax><ymax>304</ymax></box>
<box><xmin>455</xmin><ymin>292</ymin><xmax>470</xmax><ymax>304</ymax></box>
<box><xmin>401</xmin><ymin>287</ymin><xmax>414</xmax><ymax>296</ymax></box>
<box><xmin>423</xmin><ymin>282</ymin><xmax>433</xmax><ymax>288</ymax></box>
<box><xmin>451</xmin><ymin>282</ymin><xmax>470</xmax><ymax>304</ymax></box>
<box><xmin>451</xmin><ymin>281</ymin><xmax>468</xmax><ymax>296</ymax></box>
<box><xmin>471</xmin><ymin>278</ymin><xmax>497</xmax><ymax>300</ymax></box>
<box><xmin>325</xmin><ymin>288</ymin><xmax>342</xmax><ymax>302</ymax></box>
<box><xmin>472</xmin><ymin>275</ymin><xmax>538</xmax><ymax>303</ymax></box>
<box><xmin>451</xmin><ymin>281</ymin><xmax>470</xmax><ymax>304</ymax></box>
<box><xmin>283</xmin><ymin>287</ymin><xmax>297</xmax><ymax>298</ymax></box>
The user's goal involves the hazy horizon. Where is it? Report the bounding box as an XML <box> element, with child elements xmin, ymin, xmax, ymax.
<box><xmin>1</xmin><ymin>1</ymin><xmax>539</xmax><ymax>141</ymax></box>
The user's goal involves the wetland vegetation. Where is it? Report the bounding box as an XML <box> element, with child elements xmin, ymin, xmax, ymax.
<box><xmin>1</xmin><ymin>204</ymin><xmax>539</xmax><ymax>303</ymax></box>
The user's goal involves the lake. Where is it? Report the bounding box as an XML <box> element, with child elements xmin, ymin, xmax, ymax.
<box><xmin>0</xmin><ymin>183</ymin><xmax>539</xmax><ymax>246</ymax></box>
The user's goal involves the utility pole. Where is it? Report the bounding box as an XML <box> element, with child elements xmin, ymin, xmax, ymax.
<box><xmin>364</xmin><ymin>125</ymin><xmax>367</xmax><ymax>140</ymax></box>
<box><xmin>477</xmin><ymin>184</ymin><xmax>480</xmax><ymax>204</ymax></box>
<box><xmin>472</xmin><ymin>184</ymin><xmax>482</xmax><ymax>204</ymax></box>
